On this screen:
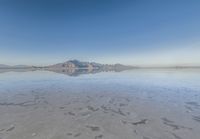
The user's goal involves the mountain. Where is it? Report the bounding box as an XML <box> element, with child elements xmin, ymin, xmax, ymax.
<box><xmin>0</xmin><ymin>60</ymin><xmax>135</xmax><ymax>70</ymax></box>
<box><xmin>45</xmin><ymin>60</ymin><xmax>135</xmax><ymax>76</ymax></box>
<box><xmin>13</xmin><ymin>65</ymin><xmax>31</xmax><ymax>68</ymax></box>
<box><xmin>48</xmin><ymin>60</ymin><xmax>134</xmax><ymax>70</ymax></box>
<box><xmin>0</xmin><ymin>64</ymin><xmax>31</xmax><ymax>69</ymax></box>
<box><xmin>49</xmin><ymin>60</ymin><xmax>93</xmax><ymax>69</ymax></box>
<box><xmin>0</xmin><ymin>64</ymin><xmax>11</xmax><ymax>68</ymax></box>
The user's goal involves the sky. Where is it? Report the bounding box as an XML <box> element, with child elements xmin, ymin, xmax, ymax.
<box><xmin>0</xmin><ymin>0</ymin><xmax>200</xmax><ymax>66</ymax></box>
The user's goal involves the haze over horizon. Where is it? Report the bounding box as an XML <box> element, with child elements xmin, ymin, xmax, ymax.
<box><xmin>0</xmin><ymin>0</ymin><xmax>200</xmax><ymax>66</ymax></box>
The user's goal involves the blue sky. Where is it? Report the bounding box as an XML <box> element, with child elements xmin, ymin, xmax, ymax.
<box><xmin>0</xmin><ymin>0</ymin><xmax>200</xmax><ymax>66</ymax></box>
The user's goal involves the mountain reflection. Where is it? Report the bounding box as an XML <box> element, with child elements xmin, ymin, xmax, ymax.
<box><xmin>0</xmin><ymin>68</ymin><xmax>126</xmax><ymax>76</ymax></box>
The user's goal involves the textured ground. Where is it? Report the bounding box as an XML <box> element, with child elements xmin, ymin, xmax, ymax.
<box><xmin>0</xmin><ymin>70</ymin><xmax>200</xmax><ymax>139</ymax></box>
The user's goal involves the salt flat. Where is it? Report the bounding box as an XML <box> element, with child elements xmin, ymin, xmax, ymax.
<box><xmin>0</xmin><ymin>69</ymin><xmax>200</xmax><ymax>139</ymax></box>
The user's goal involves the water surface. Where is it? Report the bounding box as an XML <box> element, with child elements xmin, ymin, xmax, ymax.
<box><xmin>0</xmin><ymin>69</ymin><xmax>200</xmax><ymax>139</ymax></box>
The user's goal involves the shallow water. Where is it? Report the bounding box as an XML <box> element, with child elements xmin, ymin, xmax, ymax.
<box><xmin>0</xmin><ymin>69</ymin><xmax>200</xmax><ymax>139</ymax></box>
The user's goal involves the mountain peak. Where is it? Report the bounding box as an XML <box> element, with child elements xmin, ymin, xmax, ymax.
<box><xmin>48</xmin><ymin>60</ymin><xmax>133</xmax><ymax>71</ymax></box>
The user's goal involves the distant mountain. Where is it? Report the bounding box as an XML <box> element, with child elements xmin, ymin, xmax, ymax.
<box><xmin>0</xmin><ymin>64</ymin><xmax>31</xmax><ymax>69</ymax></box>
<box><xmin>0</xmin><ymin>60</ymin><xmax>135</xmax><ymax>70</ymax></box>
<box><xmin>13</xmin><ymin>65</ymin><xmax>31</xmax><ymax>68</ymax></box>
<box><xmin>48</xmin><ymin>60</ymin><xmax>134</xmax><ymax>70</ymax></box>
<box><xmin>49</xmin><ymin>60</ymin><xmax>92</xmax><ymax>69</ymax></box>
<box><xmin>0</xmin><ymin>64</ymin><xmax>11</xmax><ymax>68</ymax></box>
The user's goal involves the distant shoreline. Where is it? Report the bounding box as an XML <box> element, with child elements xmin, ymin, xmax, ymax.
<box><xmin>0</xmin><ymin>66</ymin><xmax>199</xmax><ymax>77</ymax></box>
<box><xmin>1</xmin><ymin>60</ymin><xmax>200</xmax><ymax>70</ymax></box>
<box><xmin>0</xmin><ymin>66</ymin><xmax>200</xmax><ymax>70</ymax></box>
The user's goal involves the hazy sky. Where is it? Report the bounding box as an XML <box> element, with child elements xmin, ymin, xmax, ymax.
<box><xmin>0</xmin><ymin>0</ymin><xmax>200</xmax><ymax>66</ymax></box>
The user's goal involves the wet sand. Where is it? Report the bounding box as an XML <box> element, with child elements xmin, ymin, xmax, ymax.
<box><xmin>0</xmin><ymin>70</ymin><xmax>200</xmax><ymax>139</ymax></box>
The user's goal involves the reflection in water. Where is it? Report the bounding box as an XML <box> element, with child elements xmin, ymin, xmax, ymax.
<box><xmin>47</xmin><ymin>68</ymin><xmax>103</xmax><ymax>76</ymax></box>
<box><xmin>0</xmin><ymin>68</ymin><xmax>126</xmax><ymax>76</ymax></box>
<box><xmin>0</xmin><ymin>69</ymin><xmax>200</xmax><ymax>139</ymax></box>
<box><xmin>0</xmin><ymin>68</ymin><xmax>37</xmax><ymax>73</ymax></box>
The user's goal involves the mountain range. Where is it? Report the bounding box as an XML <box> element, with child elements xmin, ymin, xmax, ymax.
<box><xmin>0</xmin><ymin>64</ymin><xmax>31</xmax><ymax>69</ymax></box>
<box><xmin>1</xmin><ymin>60</ymin><xmax>199</xmax><ymax>70</ymax></box>
<box><xmin>0</xmin><ymin>60</ymin><xmax>134</xmax><ymax>70</ymax></box>
<box><xmin>47</xmin><ymin>60</ymin><xmax>134</xmax><ymax>70</ymax></box>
